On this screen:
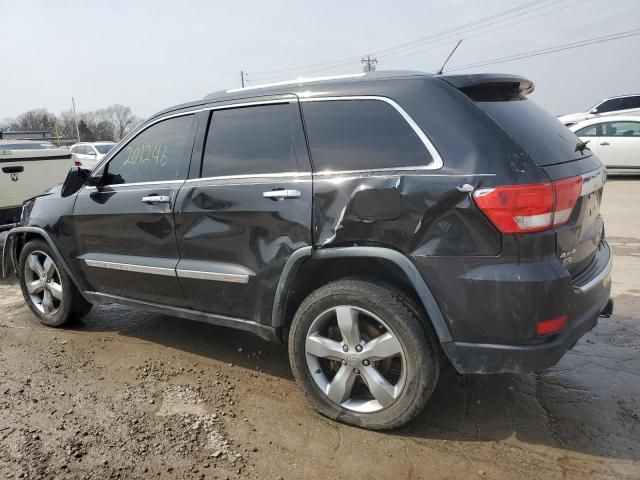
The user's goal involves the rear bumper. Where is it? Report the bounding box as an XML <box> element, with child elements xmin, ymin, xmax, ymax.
<box><xmin>437</xmin><ymin>241</ymin><xmax>613</xmax><ymax>374</ymax></box>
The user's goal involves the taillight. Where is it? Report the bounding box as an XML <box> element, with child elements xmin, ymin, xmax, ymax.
<box><xmin>74</xmin><ymin>161</ymin><xmax>82</xmax><ymax>167</ymax></box>
<box><xmin>474</xmin><ymin>176</ymin><xmax>582</xmax><ymax>234</ymax></box>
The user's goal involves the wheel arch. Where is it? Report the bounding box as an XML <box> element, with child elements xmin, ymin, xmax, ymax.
<box><xmin>2</xmin><ymin>227</ymin><xmax>89</xmax><ymax>301</ymax></box>
<box><xmin>271</xmin><ymin>246</ymin><xmax>453</xmax><ymax>344</ymax></box>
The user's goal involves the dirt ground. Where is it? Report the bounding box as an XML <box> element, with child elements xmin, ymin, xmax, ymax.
<box><xmin>0</xmin><ymin>178</ymin><xmax>639</xmax><ymax>480</ymax></box>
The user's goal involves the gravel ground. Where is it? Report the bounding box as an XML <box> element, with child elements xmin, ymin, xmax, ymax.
<box><xmin>0</xmin><ymin>178</ymin><xmax>639</xmax><ymax>480</ymax></box>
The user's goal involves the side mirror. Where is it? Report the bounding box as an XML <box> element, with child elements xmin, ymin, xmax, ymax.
<box><xmin>61</xmin><ymin>166</ymin><xmax>92</xmax><ymax>197</ymax></box>
<box><xmin>590</xmin><ymin>108</ymin><xmax>598</xmax><ymax>114</ymax></box>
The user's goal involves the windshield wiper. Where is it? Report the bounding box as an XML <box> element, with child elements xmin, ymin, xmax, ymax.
<box><xmin>575</xmin><ymin>140</ymin><xmax>591</xmax><ymax>154</ymax></box>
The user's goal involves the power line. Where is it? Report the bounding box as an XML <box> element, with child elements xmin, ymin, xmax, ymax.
<box><xmin>377</xmin><ymin>0</ymin><xmax>570</xmax><ymax>60</ymax></box>
<box><xmin>375</xmin><ymin>0</ymin><xmax>553</xmax><ymax>58</ymax></box>
<box><xmin>249</xmin><ymin>0</ymin><xmax>558</xmax><ymax>81</ymax></box>
<box><xmin>445</xmin><ymin>28</ymin><xmax>640</xmax><ymax>72</ymax></box>
<box><xmin>375</xmin><ymin>0</ymin><xmax>588</xmax><ymax>65</ymax></box>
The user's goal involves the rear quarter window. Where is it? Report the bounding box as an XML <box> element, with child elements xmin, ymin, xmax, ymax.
<box><xmin>472</xmin><ymin>97</ymin><xmax>589</xmax><ymax>166</ymax></box>
<box><xmin>302</xmin><ymin>99</ymin><xmax>432</xmax><ymax>172</ymax></box>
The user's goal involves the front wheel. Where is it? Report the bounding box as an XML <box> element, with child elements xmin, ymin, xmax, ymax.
<box><xmin>288</xmin><ymin>279</ymin><xmax>440</xmax><ymax>430</ymax></box>
<box><xmin>18</xmin><ymin>239</ymin><xmax>92</xmax><ymax>327</ymax></box>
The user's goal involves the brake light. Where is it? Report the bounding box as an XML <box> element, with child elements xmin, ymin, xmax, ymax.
<box><xmin>536</xmin><ymin>315</ymin><xmax>567</xmax><ymax>336</ymax></box>
<box><xmin>474</xmin><ymin>176</ymin><xmax>582</xmax><ymax>233</ymax></box>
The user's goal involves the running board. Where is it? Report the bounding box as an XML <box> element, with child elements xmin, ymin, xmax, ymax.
<box><xmin>83</xmin><ymin>291</ymin><xmax>278</xmax><ymax>342</ymax></box>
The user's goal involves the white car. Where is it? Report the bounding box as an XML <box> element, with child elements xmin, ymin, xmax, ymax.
<box><xmin>558</xmin><ymin>94</ymin><xmax>640</xmax><ymax>127</ymax></box>
<box><xmin>70</xmin><ymin>142</ymin><xmax>116</xmax><ymax>169</ymax></box>
<box><xmin>570</xmin><ymin>116</ymin><xmax>640</xmax><ymax>174</ymax></box>
<box><xmin>0</xmin><ymin>140</ymin><xmax>74</xmax><ymax>229</ymax></box>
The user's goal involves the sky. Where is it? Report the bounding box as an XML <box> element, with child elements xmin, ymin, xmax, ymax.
<box><xmin>1</xmin><ymin>0</ymin><xmax>639</xmax><ymax>120</ymax></box>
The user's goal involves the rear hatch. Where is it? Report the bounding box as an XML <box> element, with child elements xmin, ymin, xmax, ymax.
<box><xmin>441</xmin><ymin>74</ymin><xmax>606</xmax><ymax>278</ymax></box>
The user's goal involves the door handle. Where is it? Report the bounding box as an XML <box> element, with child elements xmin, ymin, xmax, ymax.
<box><xmin>600</xmin><ymin>142</ymin><xmax>610</xmax><ymax>146</ymax></box>
<box><xmin>262</xmin><ymin>189</ymin><xmax>301</xmax><ymax>200</ymax></box>
<box><xmin>141</xmin><ymin>195</ymin><xmax>171</xmax><ymax>204</ymax></box>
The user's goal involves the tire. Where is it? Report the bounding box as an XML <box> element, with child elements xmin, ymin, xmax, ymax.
<box><xmin>18</xmin><ymin>239</ymin><xmax>92</xmax><ymax>327</ymax></box>
<box><xmin>288</xmin><ymin>279</ymin><xmax>440</xmax><ymax>430</ymax></box>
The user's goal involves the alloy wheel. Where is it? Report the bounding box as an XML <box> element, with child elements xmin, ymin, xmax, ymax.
<box><xmin>24</xmin><ymin>251</ymin><xmax>63</xmax><ymax>316</ymax></box>
<box><xmin>305</xmin><ymin>305</ymin><xmax>407</xmax><ymax>413</ymax></box>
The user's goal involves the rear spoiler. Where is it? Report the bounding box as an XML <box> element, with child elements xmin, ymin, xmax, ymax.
<box><xmin>438</xmin><ymin>73</ymin><xmax>534</xmax><ymax>97</ymax></box>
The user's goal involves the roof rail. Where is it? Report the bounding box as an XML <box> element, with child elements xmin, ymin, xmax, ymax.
<box><xmin>224</xmin><ymin>73</ymin><xmax>367</xmax><ymax>94</ymax></box>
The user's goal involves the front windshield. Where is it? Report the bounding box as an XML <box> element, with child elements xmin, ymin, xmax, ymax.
<box><xmin>95</xmin><ymin>143</ymin><xmax>116</xmax><ymax>154</ymax></box>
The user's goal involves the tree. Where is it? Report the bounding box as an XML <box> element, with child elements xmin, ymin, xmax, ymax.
<box><xmin>106</xmin><ymin>104</ymin><xmax>137</xmax><ymax>140</ymax></box>
<box><xmin>1</xmin><ymin>104</ymin><xmax>141</xmax><ymax>142</ymax></box>
<box><xmin>8</xmin><ymin>109</ymin><xmax>57</xmax><ymax>132</ymax></box>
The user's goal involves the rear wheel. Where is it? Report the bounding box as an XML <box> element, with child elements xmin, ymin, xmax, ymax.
<box><xmin>18</xmin><ymin>239</ymin><xmax>92</xmax><ymax>327</ymax></box>
<box><xmin>288</xmin><ymin>279</ymin><xmax>440</xmax><ymax>430</ymax></box>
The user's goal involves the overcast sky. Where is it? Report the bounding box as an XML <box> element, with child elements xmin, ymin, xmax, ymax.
<box><xmin>2</xmin><ymin>0</ymin><xmax>639</xmax><ymax>120</ymax></box>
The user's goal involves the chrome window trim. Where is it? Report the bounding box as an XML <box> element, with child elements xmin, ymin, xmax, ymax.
<box><xmin>176</xmin><ymin>269</ymin><xmax>250</xmax><ymax>284</ymax></box>
<box><xmin>84</xmin><ymin>179</ymin><xmax>185</xmax><ymax>191</ymax></box>
<box><xmin>84</xmin><ymin>259</ymin><xmax>176</xmax><ymax>277</ymax></box>
<box><xmin>185</xmin><ymin>171</ymin><xmax>310</xmax><ymax>183</ymax></box>
<box><xmin>300</xmin><ymin>95</ymin><xmax>444</xmax><ymax>170</ymax></box>
<box><xmin>314</xmin><ymin>170</ymin><xmax>496</xmax><ymax>177</ymax></box>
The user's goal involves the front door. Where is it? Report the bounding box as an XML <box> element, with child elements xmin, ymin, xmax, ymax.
<box><xmin>597</xmin><ymin>120</ymin><xmax>640</xmax><ymax>169</ymax></box>
<box><xmin>174</xmin><ymin>97</ymin><xmax>313</xmax><ymax>323</ymax></box>
<box><xmin>72</xmin><ymin>113</ymin><xmax>198</xmax><ymax>306</ymax></box>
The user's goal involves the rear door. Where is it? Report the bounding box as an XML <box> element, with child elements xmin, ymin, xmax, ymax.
<box><xmin>174</xmin><ymin>97</ymin><xmax>312</xmax><ymax>323</ymax></box>
<box><xmin>73</xmin><ymin>113</ymin><xmax>197</xmax><ymax>305</ymax></box>
<box><xmin>596</xmin><ymin>120</ymin><xmax>640</xmax><ymax>168</ymax></box>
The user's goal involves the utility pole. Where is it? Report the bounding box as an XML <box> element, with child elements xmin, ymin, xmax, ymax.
<box><xmin>240</xmin><ymin>70</ymin><xmax>250</xmax><ymax>88</ymax></box>
<box><xmin>71</xmin><ymin>97</ymin><xmax>81</xmax><ymax>142</ymax></box>
<box><xmin>361</xmin><ymin>54</ymin><xmax>378</xmax><ymax>72</ymax></box>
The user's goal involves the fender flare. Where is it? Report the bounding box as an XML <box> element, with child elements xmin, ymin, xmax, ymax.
<box><xmin>1</xmin><ymin>226</ymin><xmax>90</xmax><ymax>301</ymax></box>
<box><xmin>271</xmin><ymin>246</ymin><xmax>453</xmax><ymax>343</ymax></box>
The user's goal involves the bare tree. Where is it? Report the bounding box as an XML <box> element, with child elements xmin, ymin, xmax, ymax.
<box><xmin>105</xmin><ymin>104</ymin><xmax>138</xmax><ymax>140</ymax></box>
<box><xmin>2</xmin><ymin>104</ymin><xmax>141</xmax><ymax>142</ymax></box>
<box><xmin>8</xmin><ymin>109</ymin><xmax>57</xmax><ymax>132</ymax></box>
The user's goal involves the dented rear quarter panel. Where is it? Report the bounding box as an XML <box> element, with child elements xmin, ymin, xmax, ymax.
<box><xmin>309</xmin><ymin>77</ymin><xmax>572</xmax><ymax>345</ymax></box>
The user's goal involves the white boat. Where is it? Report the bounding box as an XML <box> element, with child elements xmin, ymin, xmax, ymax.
<box><xmin>0</xmin><ymin>140</ymin><xmax>74</xmax><ymax>230</ymax></box>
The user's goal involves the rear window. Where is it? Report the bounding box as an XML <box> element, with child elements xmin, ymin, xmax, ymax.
<box><xmin>472</xmin><ymin>97</ymin><xmax>590</xmax><ymax>166</ymax></box>
<box><xmin>302</xmin><ymin>99</ymin><xmax>431</xmax><ymax>172</ymax></box>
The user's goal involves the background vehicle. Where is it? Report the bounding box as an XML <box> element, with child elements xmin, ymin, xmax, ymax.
<box><xmin>558</xmin><ymin>94</ymin><xmax>640</xmax><ymax>126</ymax></box>
<box><xmin>70</xmin><ymin>142</ymin><xmax>116</xmax><ymax>168</ymax></box>
<box><xmin>571</xmin><ymin>116</ymin><xmax>640</xmax><ymax>174</ymax></box>
<box><xmin>0</xmin><ymin>140</ymin><xmax>73</xmax><ymax>230</ymax></box>
<box><xmin>1</xmin><ymin>71</ymin><xmax>613</xmax><ymax>430</ymax></box>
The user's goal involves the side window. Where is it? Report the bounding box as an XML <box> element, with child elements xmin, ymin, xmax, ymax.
<box><xmin>575</xmin><ymin>125</ymin><xmax>599</xmax><ymax>137</ymax></box>
<box><xmin>603</xmin><ymin>121</ymin><xmax>640</xmax><ymax>137</ymax></box>
<box><xmin>201</xmin><ymin>103</ymin><xmax>298</xmax><ymax>178</ymax></box>
<box><xmin>594</xmin><ymin>98</ymin><xmax>621</xmax><ymax>113</ymax></box>
<box><xmin>302</xmin><ymin>99</ymin><xmax>432</xmax><ymax>172</ymax></box>
<box><xmin>104</xmin><ymin>115</ymin><xmax>194</xmax><ymax>185</ymax></box>
<box><xmin>620</xmin><ymin>96</ymin><xmax>640</xmax><ymax>110</ymax></box>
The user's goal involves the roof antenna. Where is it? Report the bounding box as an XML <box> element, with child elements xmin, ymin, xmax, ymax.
<box><xmin>436</xmin><ymin>39</ymin><xmax>463</xmax><ymax>75</ymax></box>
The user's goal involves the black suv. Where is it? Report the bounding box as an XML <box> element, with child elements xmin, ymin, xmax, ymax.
<box><xmin>1</xmin><ymin>71</ymin><xmax>613</xmax><ymax>430</ymax></box>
